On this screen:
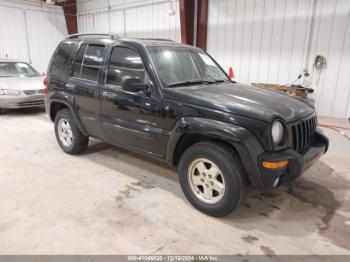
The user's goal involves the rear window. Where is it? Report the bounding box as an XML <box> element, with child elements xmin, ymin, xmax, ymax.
<box><xmin>50</xmin><ymin>43</ymin><xmax>76</xmax><ymax>78</ymax></box>
<box><xmin>72</xmin><ymin>44</ymin><xmax>105</xmax><ymax>82</ymax></box>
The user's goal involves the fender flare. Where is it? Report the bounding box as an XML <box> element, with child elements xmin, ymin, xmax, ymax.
<box><xmin>47</xmin><ymin>92</ymin><xmax>88</xmax><ymax>136</ymax></box>
<box><xmin>165</xmin><ymin>117</ymin><xmax>265</xmax><ymax>188</ymax></box>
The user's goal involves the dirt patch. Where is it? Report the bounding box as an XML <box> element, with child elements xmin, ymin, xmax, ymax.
<box><xmin>269</xmin><ymin>204</ymin><xmax>281</xmax><ymax>210</ymax></box>
<box><xmin>131</xmin><ymin>181</ymin><xmax>155</xmax><ymax>190</ymax></box>
<box><xmin>0</xmin><ymin>220</ymin><xmax>18</xmax><ymax>233</ymax></box>
<box><xmin>116</xmin><ymin>185</ymin><xmax>142</xmax><ymax>201</ymax></box>
<box><xmin>288</xmin><ymin>179</ymin><xmax>340</xmax><ymax>230</ymax></box>
<box><xmin>241</xmin><ymin>235</ymin><xmax>259</xmax><ymax>244</ymax></box>
<box><xmin>260</xmin><ymin>192</ymin><xmax>280</xmax><ymax>198</ymax></box>
<box><xmin>288</xmin><ymin>178</ymin><xmax>350</xmax><ymax>250</ymax></box>
<box><xmin>260</xmin><ymin>245</ymin><xmax>276</xmax><ymax>256</ymax></box>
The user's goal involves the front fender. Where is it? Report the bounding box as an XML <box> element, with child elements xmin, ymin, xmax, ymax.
<box><xmin>46</xmin><ymin>91</ymin><xmax>88</xmax><ymax>136</ymax></box>
<box><xmin>165</xmin><ymin>117</ymin><xmax>266</xmax><ymax>188</ymax></box>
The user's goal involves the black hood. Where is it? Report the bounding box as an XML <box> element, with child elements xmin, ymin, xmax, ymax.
<box><xmin>163</xmin><ymin>82</ymin><xmax>315</xmax><ymax>123</ymax></box>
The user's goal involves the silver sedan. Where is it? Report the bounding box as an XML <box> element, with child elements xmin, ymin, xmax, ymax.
<box><xmin>0</xmin><ymin>60</ymin><xmax>45</xmax><ymax>113</ymax></box>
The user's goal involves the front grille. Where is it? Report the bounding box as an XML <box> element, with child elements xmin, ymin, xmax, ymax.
<box><xmin>290</xmin><ymin>114</ymin><xmax>317</xmax><ymax>152</ymax></box>
<box><xmin>23</xmin><ymin>90</ymin><xmax>44</xmax><ymax>95</ymax></box>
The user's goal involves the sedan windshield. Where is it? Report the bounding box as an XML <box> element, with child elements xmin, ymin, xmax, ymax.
<box><xmin>0</xmin><ymin>62</ymin><xmax>40</xmax><ymax>77</ymax></box>
<box><xmin>147</xmin><ymin>47</ymin><xmax>229</xmax><ymax>87</ymax></box>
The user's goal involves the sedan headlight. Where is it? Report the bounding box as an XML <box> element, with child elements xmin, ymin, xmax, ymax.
<box><xmin>271</xmin><ymin>120</ymin><xmax>284</xmax><ymax>145</ymax></box>
<box><xmin>0</xmin><ymin>89</ymin><xmax>21</xmax><ymax>95</ymax></box>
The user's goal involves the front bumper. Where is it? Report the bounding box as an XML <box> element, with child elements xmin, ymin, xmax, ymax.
<box><xmin>0</xmin><ymin>94</ymin><xmax>45</xmax><ymax>109</ymax></box>
<box><xmin>257</xmin><ymin>130</ymin><xmax>329</xmax><ymax>188</ymax></box>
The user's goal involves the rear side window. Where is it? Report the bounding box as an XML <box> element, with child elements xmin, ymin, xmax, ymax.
<box><xmin>50</xmin><ymin>43</ymin><xmax>76</xmax><ymax>78</ymax></box>
<box><xmin>72</xmin><ymin>44</ymin><xmax>105</xmax><ymax>82</ymax></box>
<box><xmin>107</xmin><ymin>47</ymin><xmax>145</xmax><ymax>86</ymax></box>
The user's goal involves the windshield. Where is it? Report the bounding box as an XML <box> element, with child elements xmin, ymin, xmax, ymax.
<box><xmin>147</xmin><ymin>47</ymin><xmax>229</xmax><ymax>87</ymax></box>
<box><xmin>0</xmin><ymin>62</ymin><xmax>40</xmax><ymax>77</ymax></box>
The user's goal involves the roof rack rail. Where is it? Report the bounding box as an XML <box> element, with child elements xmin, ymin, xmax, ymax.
<box><xmin>66</xmin><ymin>33</ymin><xmax>121</xmax><ymax>40</ymax></box>
<box><xmin>138</xmin><ymin>38</ymin><xmax>174</xmax><ymax>42</ymax></box>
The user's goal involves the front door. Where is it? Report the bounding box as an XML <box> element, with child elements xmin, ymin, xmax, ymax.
<box><xmin>100</xmin><ymin>46</ymin><xmax>163</xmax><ymax>155</ymax></box>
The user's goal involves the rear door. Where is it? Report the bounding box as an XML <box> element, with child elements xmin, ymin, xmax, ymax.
<box><xmin>99</xmin><ymin>45</ymin><xmax>163</xmax><ymax>155</ymax></box>
<box><xmin>67</xmin><ymin>43</ymin><xmax>106</xmax><ymax>138</ymax></box>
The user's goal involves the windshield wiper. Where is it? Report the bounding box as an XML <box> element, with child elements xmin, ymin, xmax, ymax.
<box><xmin>167</xmin><ymin>80</ymin><xmax>216</xmax><ymax>88</ymax></box>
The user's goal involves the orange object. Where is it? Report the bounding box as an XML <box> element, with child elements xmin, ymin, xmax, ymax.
<box><xmin>228</xmin><ymin>67</ymin><xmax>235</xmax><ymax>78</ymax></box>
<box><xmin>262</xmin><ymin>160</ymin><xmax>289</xmax><ymax>169</ymax></box>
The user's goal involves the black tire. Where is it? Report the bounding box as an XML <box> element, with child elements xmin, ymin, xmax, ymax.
<box><xmin>54</xmin><ymin>109</ymin><xmax>89</xmax><ymax>154</ymax></box>
<box><xmin>178</xmin><ymin>142</ymin><xmax>248</xmax><ymax>217</ymax></box>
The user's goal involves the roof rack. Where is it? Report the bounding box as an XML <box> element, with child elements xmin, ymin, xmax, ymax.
<box><xmin>66</xmin><ymin>33</ymin><xmax>121</xmax><ymax>40</ymax></box>
<box><xmin>138</xmin><ymin>38</ymin><xmax>174</xmax><ymax>42</ymax></box>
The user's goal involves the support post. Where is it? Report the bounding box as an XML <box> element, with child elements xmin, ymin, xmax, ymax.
<box><xmin>179</xmin><ymin>0</ymin><xmax>195</xmax><ymax>45</ymax></box>
<box><xmin>196</xmin><ymin>0</ymin><xmax>208</xmax><ymax>50</ymax></box>
<box><xmin>179</xmin><ymin>0</ymin><xmax>208</xmax><ymax>50</ymax></box>
<box><xmin>57</xmin><ymin>0</ymin><xmax>78</xmax><ymax>35</ymax></box>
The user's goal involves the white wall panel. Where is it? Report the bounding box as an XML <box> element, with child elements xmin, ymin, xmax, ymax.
<box><xmin>208</xmin><ymin>0</ymin><xmax>350</xmax><ymax>118</ymax></box>
<box><xmin>77</xmin><ymin>0</ymin><xmax>181</xmax><ymax>41</ymax></box>
<box><xmin>0</xmin><ymin>5</ymin><xmax>28</xmax><ymax>62</ymax></box>
<box><xmin>0</xmin><ymin>0</ymin><xmax>67</xmax><ymax>73</ymax></box>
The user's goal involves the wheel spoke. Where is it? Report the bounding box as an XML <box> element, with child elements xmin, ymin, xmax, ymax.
<box><xmin>208</xmin><ymin>165</ymin><xmax>220</xmax><ymax>178</ymax></box>
<box><xmin>202</xmin><ymin>186</ymin><xmax>213</xmax><ymax>200</ymax></box>
<box><xmin>196</xmin><ymin>162</ymin><xmax>207</xmax><ymax>174</ymax></box>
<box><xmin>192</xmin><ymin>175</ymin><xmax>203</xmax><ymax>186</ymax></box>
<box><xmin>212</xmin><ymin>180</ymin><xmax>224</xmax><ymax>194</ymax></box>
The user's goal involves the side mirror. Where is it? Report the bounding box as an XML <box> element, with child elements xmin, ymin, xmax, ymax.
<box><xmin>121</xmin><ymin>76</ymin><xmax>150</xmax><ymax>95</ymax></box>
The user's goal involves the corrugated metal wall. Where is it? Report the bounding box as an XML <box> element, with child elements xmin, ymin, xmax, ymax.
<box><xmin>0</xmin><ymin>0</ymin><xmax>67</xmax><ymax>72</ymax></box>
<box><xmin>207</xmin><ymin>0</ymin><xmax>350</xmax><ymax>118</ymax></box>
<box><xmin>77</xmin><ymin>0</ymin><xmax>181</xmax><ymax>42</ymax></box>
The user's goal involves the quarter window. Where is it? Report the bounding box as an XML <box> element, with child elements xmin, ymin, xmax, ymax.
<box><xmin>50</xmin><ymin>43</ymin><xmax>76</xmax><ymax>78</ymax></box>
<box><xmin>107</xmin><ymin>47</ymin><xmax>145</xmax><ymax>86</ymax></box>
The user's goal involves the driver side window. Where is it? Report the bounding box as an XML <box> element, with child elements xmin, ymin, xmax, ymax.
<box><xmin>107</xmin><ymin>46</ymin><xmax>145</xmax><ymax>87</ymax></box>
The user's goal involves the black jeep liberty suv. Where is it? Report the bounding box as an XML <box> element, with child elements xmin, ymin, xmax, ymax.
<box><xmin>45</xmin><ymin>33</ymin><xmax>329</xmax><ymax>217</ymax></box>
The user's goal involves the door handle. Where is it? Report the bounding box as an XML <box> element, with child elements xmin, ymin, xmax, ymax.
<box><xmin>65</xmin><ymin>83</ymin><xmax>76</xmax><ymax>89</ymax></box>
<box><xmin>102</xmin><ymin>92</ymin><xmax>117</xmax><ymax>100</ymax></box>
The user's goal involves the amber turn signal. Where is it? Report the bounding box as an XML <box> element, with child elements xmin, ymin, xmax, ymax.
<box><xmin>262</xmin><ymin>160</ymin><xmax>289</xmax><ymax>169</ymax></box>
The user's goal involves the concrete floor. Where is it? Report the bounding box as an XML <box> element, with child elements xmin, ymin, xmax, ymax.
<box><xmin>0</xmin><ymin>108</ymin><xmax>349</xmax><ymax>255</ymax></box>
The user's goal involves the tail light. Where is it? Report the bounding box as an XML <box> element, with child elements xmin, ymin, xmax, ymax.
<box><xmin>43</xmin><ymin>78</ymin><xmax>48</xmax><ymax>95</ymax></box>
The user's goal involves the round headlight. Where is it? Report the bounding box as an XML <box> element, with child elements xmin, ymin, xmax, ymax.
<box><xmin>271</xmin><ymin>120</ymin><xmax>284</xmax><ymax>145</ymax></box>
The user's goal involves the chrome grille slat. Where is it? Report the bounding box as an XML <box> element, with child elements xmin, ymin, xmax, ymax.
<box><xmin>23</xmin><ymin>90</ymin><xmax>44</xmax><ymax>95</ymax></box>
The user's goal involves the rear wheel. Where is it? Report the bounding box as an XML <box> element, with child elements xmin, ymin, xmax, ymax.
<box><xmin>178</xmin><ymin>142</ymin><xmax>247</xmax><ymax>217</ymax></box>
<box><xmin>54</xmin><ymin>109</ymin><xmax>89</xmax><ymax>154</ymax></box>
